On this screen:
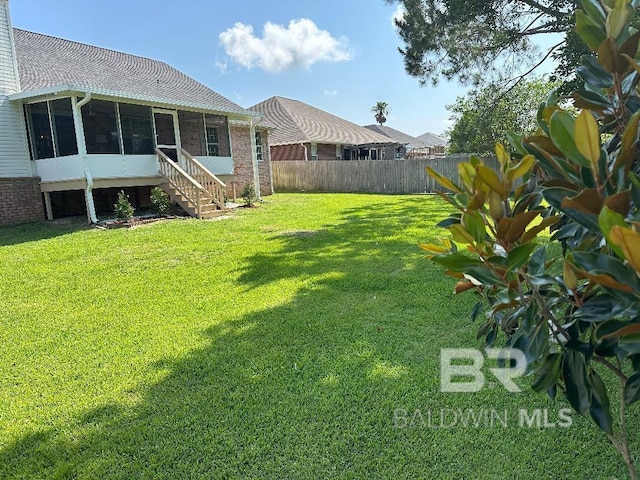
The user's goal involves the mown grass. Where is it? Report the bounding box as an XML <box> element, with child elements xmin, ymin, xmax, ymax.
<box><xmin>0</xmin><ymin>193</ymin><xmax>635</xmax><ymax>479</ymax></box>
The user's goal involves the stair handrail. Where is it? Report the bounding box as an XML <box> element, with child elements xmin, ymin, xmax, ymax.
<box><xmin>156</xmin><ymin>148</ymin><xmax>207</xmax><ymax>217</ymax></box>
<box><xmin>180</xmin><ymin>148</ymin><xmax>227</xmax><ymax>209</ymax></box>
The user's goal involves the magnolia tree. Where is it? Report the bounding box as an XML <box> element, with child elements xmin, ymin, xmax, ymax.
<box><xmin>422</xmin><ymin>1</ymin><xmax>640</xmax><ymax>477</ymax></box>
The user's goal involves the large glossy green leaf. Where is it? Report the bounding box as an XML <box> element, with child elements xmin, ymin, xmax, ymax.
<box><xmin>462</xmin><ymin>211</ymin><xmax>486</xmax><ymax>244</ymax></box>
<box><xmin>543</xmin><ymin>187</ymin><xmax>578</xmax><ymax>211</ymax></box>
<box><xmin>624</xmin><ymin>371</ymin><xmax>640</xmax><ymax>405</ymax></box>
<box><xmin>465</xmin><ymin>266</ymin><xmax>502</xmax><ymax>286</ymax></box>
<box><xmin>583</xmin><ymin>0</ymin><xmax>606</xmax><ymax>24</ymax></box>
<box><xmin>549</xmin><ymin>111</ymin><xmax>591</xmax><ymax>167</ymax></box>
<box><xmin>507</xmin><ymin>243</ymin><xmax>538</xmax><ymax>270</ymax></box>
<box><xmin>578</xmin><ymin>55</ymin><xmax>614</xmax><ymax>88</ymax></box>
<box><xmin>528</xmin><ymin>246</ymin><xmax>547</xmax><ymax>276</ymax></box>
<box><xmin>576</xmin><ymin>9</ymin><xmax>607</xmax><ymax>51</ymax></box>
<box><xmin>571</xmin><ymin>89</ymin><xmax>612</xmax><ymax>110</ymax></box>
<box><xmin>430</xmin><ymin>253</ymin><xmax>481</xmax><ymax>271</ymax></box>
<box><xmin>572</xmin><ymin>252</ymin><xmax>640</xmax><ymax>291</ymax></box>
<box><xmin>573</xmin><ymin>295</ymin><xmax>626</xmax><ymax>322</ymax></box>
<box><xmin>589</xmin><ymin>369</ymin><xmax>613</xmax><ymax>434</ymax></box>
<box><xmin>596</xmin><ymin>319</ymin><xmax>640</xmax><ymax>342</ymax></box>
<box><xmin>575</xmin><ymin>110</ymin><xmax>601</xmax><ymax>169</ymax></box>
<box><xmin>532</xmin><ymin>353</ymin><xmax>562</xmax><ymax>392</ymax></box>
<box><xmin>426</xmin><ymin>167</ymin><xmax>461</xmax><ymax>193</ymax></box>
<box><xmin>607</xmin><ymin>0</ymin><xmax>634</xmax><ymax>41</ymax></box>
<box><xmin>563</xmin><ymin>350</ymin><xmax>591</xmax><ymax>414</ymax></box>
<box><xmin>617</xmin><ymin>337</ymin><xmax>640</xmax><ymax>359</ymax></box>
<box><xmin>598</xmin><ymin>207</ymin><xmax>629</xmax><ymax>259</ymax></box>
<box><xmin>615</xmin><ymin>109</ymin><xmax>640</xmax><ymax>173</ymax></box>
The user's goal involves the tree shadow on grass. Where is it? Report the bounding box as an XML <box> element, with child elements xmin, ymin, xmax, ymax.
<box><xmin>0</xmin><ymin>217</ymin><xmax>90</xmax><ymax>247</ymax></box>
<box><xmin>0</xmin><ymin>195</ymin><xmax>625</xmax><ymax>479</ymax></box>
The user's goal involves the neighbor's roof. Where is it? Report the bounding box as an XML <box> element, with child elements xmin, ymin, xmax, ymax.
<box><xmin>416</xmin><ymin>131</ymin><xmax>448</xmax><ymax>146</ymax></box>
<box><xmin>250</xmin><ymin>96</ymin><xmax>396</xmax><ymax>146</ymax></box>
<box><xmin>12</xmin><ymin>29</ymin><xmax>258</xmax><ymax>118</ymax></box>
<box><xmin>364</xmin><ymin>124</ymin><xmax>428</xmax><ymax>148</ymax></box>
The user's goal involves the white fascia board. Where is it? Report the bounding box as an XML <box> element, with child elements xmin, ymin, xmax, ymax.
<box><xmin>9</xmin><ymin>85</ymin><xmax>259</xmax><ymax>121</ymax></box>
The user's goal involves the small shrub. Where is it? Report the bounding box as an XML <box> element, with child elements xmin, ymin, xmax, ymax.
<box><xmin>241</xmin><ymin>182</ymin><xmax>257</xmax><ymax>207</ymax></box>
<box><xmin>114</xmin><ymin>190</ymin><xmax>134</xmax><ymax>221</ymax></box>
<box><xmin>150</xmin><ymin>187</ymin><xmax>171</xmax><ymax>215</ymax></box>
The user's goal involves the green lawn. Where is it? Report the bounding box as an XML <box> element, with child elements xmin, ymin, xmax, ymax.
<box><xmin>0</xmin><ymin>193</ymin><xmax>635</xmax><ymax>479</ymax></box>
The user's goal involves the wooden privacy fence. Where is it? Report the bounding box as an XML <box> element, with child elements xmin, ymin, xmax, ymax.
<box><xmin>272</xmin><ymin>154</ymin><xmax>500</xmax><ymax>194</ymax></box>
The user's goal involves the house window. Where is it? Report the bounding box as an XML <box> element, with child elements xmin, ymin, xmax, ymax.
<box><xmin>204</xmin><ymin>114</ymin><xmax>230</xmax><ymax>157</ymax></box>
<box><xmin>25</xmin><ymin>98</ymin><xmax>78</xmax><ymax>160</ymax></box>
<box><xmin>82</xmin><ymin>99</ymin><xmax>121</xmax><ymax>154</ymax></box>
<box><xmin>206</xmin><ymin>126</ymin><xmax>220</xmax><ymax>156</ymax></box>
<box><xmin>255</xmin><ymin>130</ymin><xmax>263</xmax><ymax>161</ymax></box>
<box><xmin>311</xmin><ymin>143</ymin><xmax>318</xmax><ymax>160</ymax></box>
<box><xmin>336</xmin><ymin>144</ymin><xmax>342</xmax><ymax>160</ymax></box>
<box><xmin>119</xmin><ymin>103</ymin><xmax>153</xmax><ymax>155</ymax></box>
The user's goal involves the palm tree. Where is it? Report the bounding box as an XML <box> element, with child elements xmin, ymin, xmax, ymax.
<box><xmin>371</xmin><ymin>101</ymin><xmax>389</xmax><ymax>125</ymax></box>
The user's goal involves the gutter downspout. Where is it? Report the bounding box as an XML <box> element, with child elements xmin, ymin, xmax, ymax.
<box><xmin>72</xmin><ymin>93</ymin><xmax>98</xmax><ymax>223</ymax></box>
<box><xmin>300</xmin><ymin>142</ymin><xmax>308</xmax><ymax>161</ymax></box>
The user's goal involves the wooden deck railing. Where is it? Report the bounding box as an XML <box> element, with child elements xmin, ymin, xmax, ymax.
<box><xmin>156</xmin><ymin>148</ymin><xmax>204</xmax><ymax>219</ymax></box>
<box><xmin>180</xmin><ymin>149</ymin><xmax>227</xmax><ymax>209</ymax></box>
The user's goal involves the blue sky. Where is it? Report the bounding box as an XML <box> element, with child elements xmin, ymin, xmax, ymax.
<box><xmin>11</xmin><ymin>0</ymin><xmax>470</xmax><ymax>137</ymax></box>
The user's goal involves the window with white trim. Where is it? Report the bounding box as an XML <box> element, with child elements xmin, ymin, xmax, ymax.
<box><xmin>25</xmin><ymin>98</ymin><xmax>78</xmax><ymax>160</ymax></box>
<box><xmin>255</xmin><ymin>130</ymin><xmax>263</xmax><ymax>161</ymax></box>
<box><xmin>311</xmin><ymin>143</ymin><xmax>318</xmax><ymax>160</ymax></box>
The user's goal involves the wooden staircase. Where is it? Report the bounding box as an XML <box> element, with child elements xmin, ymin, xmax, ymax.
<box><xmin>157</xmin><ymin>148</ymin><xmax>227</xmax><ymax>219</ymax></box>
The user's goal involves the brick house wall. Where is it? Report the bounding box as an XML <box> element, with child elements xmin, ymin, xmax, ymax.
<box><xmin>317</xmin><ymin>143</ymin><xmax>339</xmax><ymax>160</ymax></box>
<box><xmin>229</xmin><ymin>126</ymin><xmax>272</xmax><ymax>198</ymax></box>
<box><xmin>178</xmin><ymin>111</ymin><xmax>205</xmax><ymax>155</ymax></box>
<box><xmin>271</xmin><ymin>143</ymin><xmax>307</xmax><ymax>161</ymax></box>
<box><xmin>0</xmin><ymin>177</ymin><xmax>45</xmax><ymax>226</ymax></box>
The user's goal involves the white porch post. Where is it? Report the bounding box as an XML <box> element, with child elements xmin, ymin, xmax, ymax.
<box><xmin>43</xmin><ymin>191</ymin><xmax>53</xmax><ymax>220</ymax></box>
<box><xmin>71</xmin><ymin>94</ymin><xmax>98</xmax><ymax>223</ymax></box>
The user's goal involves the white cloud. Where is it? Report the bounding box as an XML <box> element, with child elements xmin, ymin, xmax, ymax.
<box><xmin>324</xmin><ymin>89</ymin><xmax>338</xmax><ymax>96</ymax></box>
<box><xmin>391</xmin><ymin>4</ymin><xmax>406</xmax><ymax>27</ymax></box>
<box><xmin>214</xmin><ymin>56</ymin><xmax>228</xmax><ymax>74</ymax></box>
<box><xmin>219</xmin><ymin>19</ymin><xmax>352</xmax><ymax>73</ymax></box>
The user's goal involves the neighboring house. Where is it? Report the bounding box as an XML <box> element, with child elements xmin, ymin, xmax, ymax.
<box><xmin>416</xmin><ymin>132</ymin><xmax>448</xmax><ymax>156</ymax></box>
<box><xmin>250</xmin><ymin>96</ymin><xmax>399</xmax><ymax>162</ymax></box>
<box><xmin>363</xmin><ymin>124</ymin><xmax>429</xmax><ymax>158</ymax></box>
<box><xmin>0</xmin><ymin>0</ymin><xmax>272</xmax><ymax>226</ymax></box>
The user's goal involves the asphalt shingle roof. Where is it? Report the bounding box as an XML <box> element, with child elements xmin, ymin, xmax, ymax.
<box><xmin>417</xmin><ymin>131</ymin><xmax>448</xmax><ymax>146</ymax></box>
<box><xmin>13</xmin><ymin>29</ymin><xmax>255</xmax><ymax>117</ymax></box>
<box><xmin>363</xmin><ymin>124</ymin><xmax>427</xmax><ymax>148</ymax></box>
<box><xmin>250</xmin><ymin>96</ymin><xmax>396</xmax><ymax>146</ymax></box>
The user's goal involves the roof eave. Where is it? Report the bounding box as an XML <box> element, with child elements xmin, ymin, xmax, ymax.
<box><xmin>9</xmin><ymin>85</ymin><xmax>259</xmax><ymax>120</ymax></box>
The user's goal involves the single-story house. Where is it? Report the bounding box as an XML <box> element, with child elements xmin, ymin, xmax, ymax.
<box><xmin>250</xmin><ymin>96</ymin><xmax>400</xmax><ymax>162</ymax></box>
<box><xmin>363</xmin><ymin>124</ymin><xmax>428</xmax><ymax>158</ymax></box>
<box><xmin>416</xmin><ymin>132</ymin><xmax>448</xmax><ymax>157</ymax></box>
<box><xmin>0</xmin><ymin>0</ymin><xmax>272</xmax><ymax>226</ymax></box>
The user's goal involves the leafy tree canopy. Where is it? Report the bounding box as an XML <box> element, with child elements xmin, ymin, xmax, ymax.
<box><xmin>388</xmin><ymin>0</ymin><xmax>586</xmax><ymax>88</ymax></box>
<box><xmin>446</xmin><ymin>77</ymin><xmax>558</xmax><ymax>155</ymax></box>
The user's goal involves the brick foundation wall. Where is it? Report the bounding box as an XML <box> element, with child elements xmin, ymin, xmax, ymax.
<box><xmin>0</xmin><ymin>177</ymin><xmax>45</xmax><ymax>226</ymax></box>
<box><xmin>230</xmin><ymin>126</ymin><xmax>272</xmax><ymax>198</ymax></box>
